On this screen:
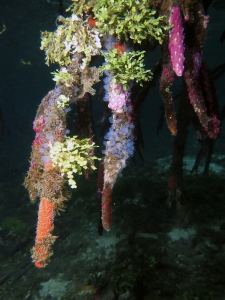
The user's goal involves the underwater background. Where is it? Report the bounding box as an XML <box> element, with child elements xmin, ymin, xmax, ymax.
<box><xmin>0</xmin><ymin>0</ymin><xmax>225</xmax><ymax>299</ymax></box>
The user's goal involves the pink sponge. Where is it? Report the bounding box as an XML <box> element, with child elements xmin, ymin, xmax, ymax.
<box><xmin>108</xmin><ymin>83</ymin><xmax>128</xmax><ymax>111</ymax></box>
<box><xmin>168</xmin><ymin>6</ymin><xmax>185</xmax><ymax>77</ymax></box>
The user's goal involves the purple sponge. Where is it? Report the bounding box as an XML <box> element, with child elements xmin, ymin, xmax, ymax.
<box><xmin>168</xmin><ymin>6</ymin><xmax>185</xmax><ymax>77</ymax></box>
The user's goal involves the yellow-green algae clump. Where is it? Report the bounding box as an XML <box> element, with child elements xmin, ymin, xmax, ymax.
<box><xmin>49</xmin><ymin>136</ymin><xmax>100</xmax><ymax>189</ymax></box>
<box><xmin>40</xmin><ymin>14</ymin><xmax>101</xmax><ymax>67</ymax></box>
<box><xmin>102</xmin><ymin>49</ymin><xmax>153</xmax><ymax>88</ymax></box>
<box><xmin>92</xmin><ymin>0</ymin><xmax>170</xmax><ymax>44</ymax></box>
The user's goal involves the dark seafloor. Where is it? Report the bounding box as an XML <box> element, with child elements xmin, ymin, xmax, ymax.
<box><xmin>0</xmin><ymin>0</ymin><xmax>225</xmax><ymax>299</ymax></box>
